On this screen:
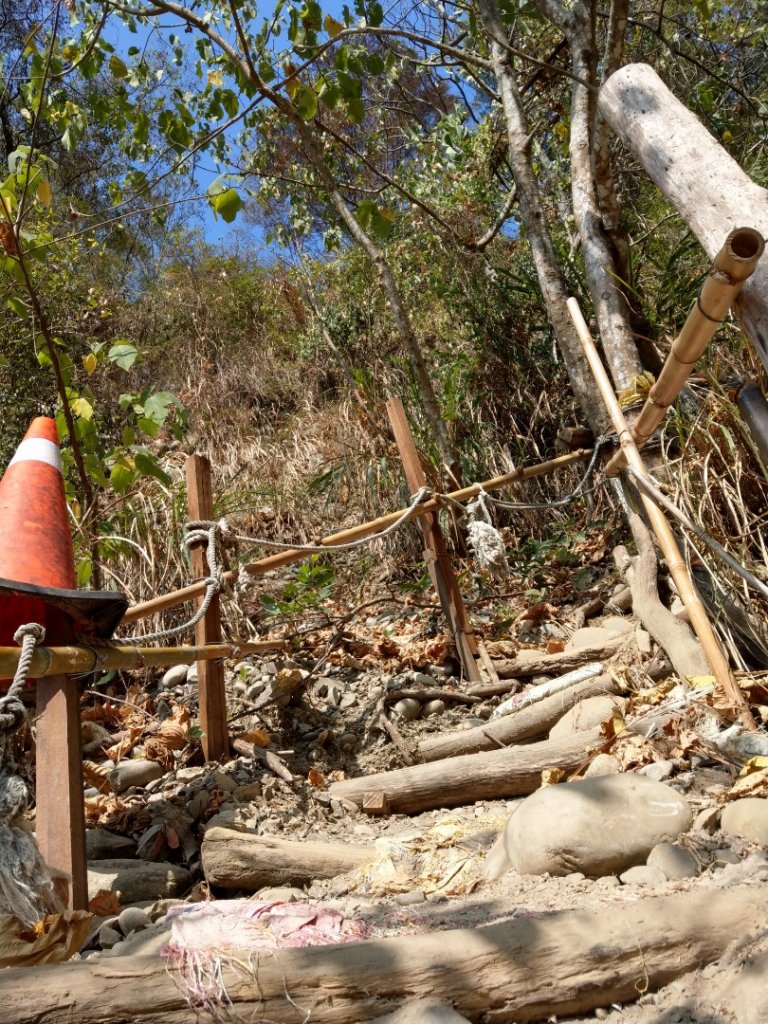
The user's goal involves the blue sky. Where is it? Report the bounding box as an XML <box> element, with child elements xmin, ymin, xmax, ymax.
<box><xmin>106</xmin><ymin>2</ymin><xmax>348</xmax><ymax>248</ymax></box>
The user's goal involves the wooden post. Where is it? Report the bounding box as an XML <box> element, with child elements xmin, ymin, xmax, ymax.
<box><xmin>385</xmin><ymin>397</ymin><xmax>482</xmax><ymax>683</ymax></box>
<box><xmin>185</xmin><ymin>455</ymin><xmax>229</xmax><ymax>761</ymax></box>
<box><xmin>35</xmin><ymin>664</ymin><xmax>88</xmax><ymax>910</ymax></box>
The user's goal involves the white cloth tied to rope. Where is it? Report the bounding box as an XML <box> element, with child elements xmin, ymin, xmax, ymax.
<box><xmin>466</xmin><ymin>487</ymin><xmax>509</xmax><ymax>577</ymax></box>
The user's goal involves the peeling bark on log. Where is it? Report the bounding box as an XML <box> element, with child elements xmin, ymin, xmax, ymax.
<box><xmin>418</xmin><ymin>675</ymin><xmax>618</xmax><ymax>761</ymax></box>
<box><xmin>599</xmin><ymin>62</ymin><xmax>768</xmax><ymax>372</ymax></box>
<box><xmin>2</xmin><ymin>886</ymin><xmax>766</xmax><ymax>1023</ymax></box>
<box><xmin>328</xmin><ymin>728</ymin><xmax>604</xmax><ymax>814</ymax></box>
<box><xmin>201</xmin><ymin>828</ymin><xmax>373</xmax><ymax>891</ymax></box>
<box><xmin>494</xmin><ymin>635</ymin><xmax>624</xmax><ymax>679</ymax></box>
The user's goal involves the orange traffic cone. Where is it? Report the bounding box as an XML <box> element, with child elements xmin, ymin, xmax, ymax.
<box><xmin>0</xmin><ymin>417</ymin><xmax>126</xmax><ymax>652</ymax></box>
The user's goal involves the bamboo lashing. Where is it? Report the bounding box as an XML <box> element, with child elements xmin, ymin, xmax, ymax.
<box><xmin>606</xmin><ymin>227</ymin><xmax>764</xmax><ymax>475</ymax></box>
<box><xmin>567</xmin><ymin>296</ymin><xmax>756</xmax><ymax>731</ymax></box>
<box><xmin>121</xmin><ymin>449</ymin><xmax>591</xmax><ymax>625</ymax></box>
<box><xmin>0</xmin><ymin>639</ymin><xmax>288</xmax><ymax>681</ymax></box>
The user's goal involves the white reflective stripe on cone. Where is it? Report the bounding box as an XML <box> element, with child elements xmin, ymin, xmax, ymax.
<box><xmin>8</xmin><ymin>437</ymin><xmax>63</xmax><ymax>472</ymax></box>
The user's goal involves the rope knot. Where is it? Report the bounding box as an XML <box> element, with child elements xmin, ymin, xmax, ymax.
<box><xmin>13</xmin><ymin>623</ymin><xmax>46</xmax><ymax>646</ymax></box>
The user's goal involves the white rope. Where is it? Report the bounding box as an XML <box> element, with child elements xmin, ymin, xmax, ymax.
<box><xmin>121</xmin><ymin>520</ymin><xmax>226</xmax><ymax>644</ymax></box>
<box><xmin>0</xmin><ymin>624</ymin><xmax>45</xmax><ymax>735</ymax></box>
<box><xmin>218</xmin><ymin>485</ymin><xmax>434</xmax><ymax>553</ymax></box>
<box><xmin>120</xmin><ymin>488</ymin><xmax>433</xmax><ymax>644</ymax></box>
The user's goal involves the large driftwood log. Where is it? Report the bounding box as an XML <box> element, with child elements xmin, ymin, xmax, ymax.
<box><xmin>2</xmin><ymin>886</ymin><xmax>766</xmax><ymax>1023</ymax></box>
<box><xmin>201</xmin><ymin>829</ymin><xmax>373</xmax><ymax>890</ymax></box>
<box><xmin>418</xmin><ymin>675</ymin><xmax>618</xmax><ymax>762</ymax></box>
<box><xmin>328</xmin><ymin>728</ymin><xmax>603</xmax><ymax>814</ymax></box>
<box><xmin>599</xmin><ymin>63</ymin><xmax>768</xmax><ymax>371</ymax></box>
<box><xmin>494</xmin><ymin>635</ymin><xmax>623</xmax><ymax>680</ymax></box>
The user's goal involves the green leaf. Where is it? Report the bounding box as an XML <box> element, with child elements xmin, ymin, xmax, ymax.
<box><xmin>366</xmin><ymin>53</ymin><xmax>385</xmax><ymax>74</ymax></box>
<box><xmin>108</xmin><ymin>342</ymin><xmax>140</xmax><ymax>370</ymax></box>
<box><xmin>355</xmin><ymin>199</ymin><xmax>376</xmax><ymax>233</ymax></box>
<box><xmin>142</xmin><ymin>391</ymin><xmax>178</xmax><ymax>425</ymax></box>
<box><xmin>109</xmin><ymin>55</ymin><xmax>128</xmax><ymax>79</ymax></box>
<box><xmin>318</xmin><ymin>80</ymin><xmax>341</xmax><ymax>109</ymax></box>
<box><xmin>7</xmin><ymin>295</ymin><xmax>29</xmax><ymax>316</ymax></box>
<box><xmin>137</xmin><ymin>415</ymin><xmax>160</xmax><ymax>438</ymax></box>
<box><xmin>71</xmin><ymin>397</ymin><xmax>94</xmax><ymax>420</ymax></box>
<box><xmin>133</xmin><ymin>450</ymin><xmax>172</xmax><ymax>485</ymax></box>
<box><xmin>346</xmin><ymin>97</ymin><xmax>365</xmax><ymax>123</ymax></box>
<box><xmin>110</xmin><ymin>457</ymin><xmax>135</xmax><ymax>492</ymax></box>
<box><xmin>294</xmin><ymin>84</ymin><xmax>318</xmax><ymax>120</ymax></box>
<box><xmin>210</xmin><ymin>187</ymin><xmax>243</xmax><ymax>223</ymax></box>
<box><xmin>76</xmin><ymin>557</ymin><xmax>93</xmax><ymax>587</ymax></box>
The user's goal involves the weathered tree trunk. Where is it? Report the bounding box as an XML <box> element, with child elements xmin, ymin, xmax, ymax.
<box><xmin>201</xmin><ymin>829</ymin><xmax>373</xmax><ymax>891</ymax></box>
<box><xmin>614</xmin><ymin>511</ymin><xmax>709</xmax><ymax>681</ymax></box>
<box><xmin>477</xmin><ymin>0</ymin><xmax>604</xmax><ymax>431</ymax></box>
<box><xmin>328</xmin><ymin>728</ymin><xmax>603</xmax><ymax>814</ymax></box>
<box><xmin>599</xmin><ymin>62</ymin><xmax>768</xmax><ymax>372</ymax></box>
<box><xmin>535</xmin><ymin>0</ymin><xmax>643</xmax><ymax>393</ymax></box>
<box><xmin>418</xmin><ymin>673</ymin><xmax>617</xmax><ymax>761</ymax></box>
<box><xmin>2</xmin><ymin>886</ymin><xmax>766</xmax><ymax>1023</ymax></box>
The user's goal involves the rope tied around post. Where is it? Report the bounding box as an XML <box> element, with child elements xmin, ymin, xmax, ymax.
<box><xmin>0</xmin><ymin>622</ymin><xmax>63</xmax><ymax>925</ymax></box>
<box><xmin>0</xmin><ymin>624</ymin><xmax>45</xmax><ymax>735</ymax></box>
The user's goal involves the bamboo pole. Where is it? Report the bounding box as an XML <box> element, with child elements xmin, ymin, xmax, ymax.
<box><xmin>567</xmin><ymin>297</ymin><xmax>756</xmax><ymax>730</ymax></box>
<box><xmin>606</xmin><ymin>227</ymin><xmax>764</xmax><ymax>475</ymax></box>
<box><xmin>120</xmin><ymin>449</ymin><xmax>591</xmax><ymax>625</ymax></box>
<box><xmin>0</xmin><ymin>639</ymin><xmax>288</xmax><ymax>681</ymax></box>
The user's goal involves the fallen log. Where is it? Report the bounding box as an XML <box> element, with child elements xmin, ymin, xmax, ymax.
<box><xmin>328</xmin><ymin>728</ymin><xmax>604</xmax><ymax>814</ymax></box>
<box><xmin>494</xmin><ymin>635</ymin><xmax>624</xmax><ymax>679</ymax></box>
<box><xmin>2</xmin><ymin>885</ymin><xmax>766</xmax><ymax>1023</ymax></box>
<box><xmin>418</xmin><ymin>674</ymin><xmax>618</xmax><ymax>761</ymax></box>
<box><xmin>599</xmin><ymin>63</ymin><xmax>768</xmax><ymax>373</ymax></box>
<box><xmin>201</xmin><ymin>828</ymin><xmax>373</xmax><ymax>891</ymax></box>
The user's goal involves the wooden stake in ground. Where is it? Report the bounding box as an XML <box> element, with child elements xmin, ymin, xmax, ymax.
<box><xmin>35</xmin><ymin>667</ymin><xmax>88</xmax><ymax>910</ymax></box>
<box><xmin>2</xmin><ymin>884</ymin><xmax>766</xmax><ymax>1023</ymax></box>
<box><xmin>567</xmin><ymin>298</ymin><xmax>756</xmax><ymax>731</ymax></box>
<box><xmin>386</xmin><ymin>397</ymin><xmax>481</xmax><ymax>684</ymax></box>
<box><xmin>185</xmin><ymin>454</ymin><xmax>229</xmax><ymax>761</ymax></box>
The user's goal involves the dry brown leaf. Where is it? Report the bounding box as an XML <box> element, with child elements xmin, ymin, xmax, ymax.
<box><xmin>241</xmin><ymin>728</ymin><xmax>271</xmax><ymax>748</ymax></box>
<box><xmin>82</xmin><ymin>759</ymin><xmax>111</xmax><ymax>793</ymax></box>
<box><xmin>155</xmin><ymin>721</ymin><xmax>188</xmax><ymax>750</ymax></box>
<box><xmin>88</xmin><ymin>890</ymin><xmax>122</xmax><ymax>916</ymax></box>
<box><xmin>105</xmin><ymin>725</ymin><xmax>143</xmax><ymax>763</ymax></box>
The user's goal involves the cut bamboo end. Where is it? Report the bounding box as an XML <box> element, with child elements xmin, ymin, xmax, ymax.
<box><xmin>605</xmin><ymin>227</ymin><xmax>764</xmax><ymax>477</ymax></box>
<box><xmin>716</xmin><ymin>227</ymin><xmax>765</xmax><ymax>282</ymax></box>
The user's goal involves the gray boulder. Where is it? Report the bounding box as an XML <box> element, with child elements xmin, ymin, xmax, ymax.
<box><xmin>721</xmin><ymin>798</ymin><xmax>768</xmax><ymax>846</ymax></box>
<box><xmin>549</xmin><ymin>695</ymin><xmax>627</xmax><ymax>739</ymax></box>
<box><xmin>88</xmin><ymin>859</ymin><xmax>193</xmax><ymax>904</ymax></box>
<box><xmin>504</xmin><ymin>774</ymin><xmax>692</xmax><ymax>877</ymax></box>
<box><xmin>86</xmin><ymin>828</ymin><xmax>137</xmax><ymax>861</ymax></box>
